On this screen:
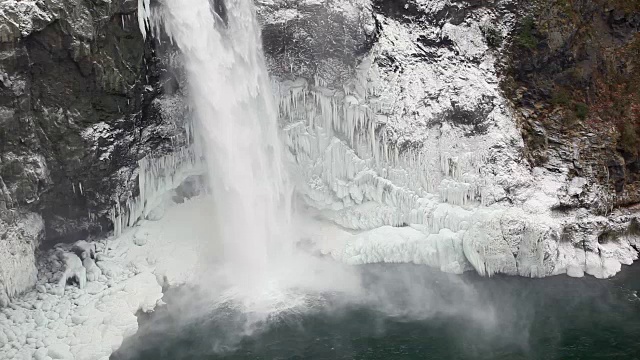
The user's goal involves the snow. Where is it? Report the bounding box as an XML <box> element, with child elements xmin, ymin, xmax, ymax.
<box><xmin>1</xmin><ymin>187</ymin><xmax>638</xmax><ymax>360</ymax></box>
<box><xmin>110</xmin><ymin>145</ymin><xmax>205</xmax><ymax>236</ymax></box>
<box><xmin>0</xmin><ymin>193</ymin><xmax>216</xmax><ymax>360</ymax></box>
<box><xmin>441</xmin><ymin>23</ymin><xmax>488</xmax><ymax>61</ymax></box>
<box><xmin>130</xmin><ymin>0</ymin><xmax>640</xmax><ymax>284</ymax></box>
<box><xmin>276</xmin><ymin>27</ymin><xmax>520</xmax><ymax>233</ymax></box>
<box><xmin>0</xmin><ymin>271</ymin><xmax>161</xmax><ymax>360</ymax></box>
<box><xmin>0</xmin><ymin>213</ymin><xmax>44</xmax><ymax>308</ymax></box>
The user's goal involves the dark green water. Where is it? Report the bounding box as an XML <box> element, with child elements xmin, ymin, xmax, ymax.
<box><xmin>113</xmin><ymin>264</ymin><xmax>640</xmax><ymax>360</ymax></box>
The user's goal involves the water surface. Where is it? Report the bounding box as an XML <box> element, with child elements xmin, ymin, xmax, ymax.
<box><xmin>112</xmin><ymin>263</ymin><xmax>640</xmax><ymax>360</ymax></box>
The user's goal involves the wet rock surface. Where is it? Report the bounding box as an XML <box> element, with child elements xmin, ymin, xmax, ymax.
<box><xmin>257</xmin><ymin>0</ymin><xmax>378</xmax><ymax>87</ymax></box>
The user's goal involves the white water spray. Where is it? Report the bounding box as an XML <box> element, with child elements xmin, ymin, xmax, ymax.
<box><xmin>141</xmin><ymin>0</ymin><xmax>365</xmax><ymax>323</ymax></box>
<box><xmin>149</xmin><ymin>0</ymin><xmax>294</xmax><ymax>288</ymax></box>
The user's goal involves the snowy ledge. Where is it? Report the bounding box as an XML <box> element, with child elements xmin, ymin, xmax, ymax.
<box><xmin>0</xmin><ymin>192</ymin><xmax>214</xmax><ymax>360</ymax></box>
<box><xmin>2</xmin><ymin>188</ymin><xmax>639</xmax><ymax>359</ymax></box>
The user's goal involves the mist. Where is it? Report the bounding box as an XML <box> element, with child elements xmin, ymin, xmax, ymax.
<box><xmin>110</xmin><ymin>1</ymin><xmax>640</xmax><ymax>359</ymax></box>
<box><xmin>114</xmin><ymin>251</ymin><xmax>640</xmax><ymax>360</ymax></box>
<box><xmin>111</xmin><ymin>255</ymin><xmax>545</xmax><ymax>359</ymax></box>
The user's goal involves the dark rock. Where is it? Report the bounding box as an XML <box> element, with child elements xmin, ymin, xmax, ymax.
<box><xmin>503</xmin><ymin>0</ymin><xmax>640</xmax><ymax>209</ymax></box>
<box><xmin>0</xmin><ymin>0</ymin><xmax>185</xmax><ymax>245</ymax></box>
<box><xmin>258</xmin><ymin>0</ymin><xmax>377</xmax><ymax>86</ymax></box>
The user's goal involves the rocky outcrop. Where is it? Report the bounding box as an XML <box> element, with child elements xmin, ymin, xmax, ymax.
<box><xmin>0</xmin><ymin>0</ymin><xmax>188</xmax><ymax>302</ymax></box>
<box><xmin>258</xmin><ymin>0</ymin><xmax>378</xmax><ymax>87</ymax></box>
<box><xmin>503</xmin><ymin>0</ymin><xmax>640</xmax><ymax>209</ymax></box>
<box><xmin>260</xmin><ymin>0</ymin><xmax>640</xmax><ymax>278</ymax></box>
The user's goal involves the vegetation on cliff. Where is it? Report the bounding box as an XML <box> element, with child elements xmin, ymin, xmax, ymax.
<box><xmin>503</xmin><ymin>0</ymin><xmax>640</xmax><ymax>208</ymax></box>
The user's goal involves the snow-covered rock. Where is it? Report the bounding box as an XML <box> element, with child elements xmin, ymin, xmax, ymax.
<box><xmin>0</xmin><ymin>0</ymin><xmax>195</xmax><ymax>302</ymax></box>
<box><xmin>0</xmin><ymin>212</ymin><xmax>44</xmax><ymax>306</ymax></box>
<box><xmin>71</xmin><ymin>241</ymin><xmax>96</xmax><ymax>262</ymax></box>
<box><xmin>82</xmin><ymin>258</ymin><xmax>102</xmax><ymax>283</ymax></box>
<box><xmin>56</xmin><ymin>253</ymin><xmax>87</xmax><ymax>294</ymax></box>
<box><xmin>0</xmin><ymin>193</ymin><xmax>215</xmax><ymax>358</ymax></box>
<box><xmin>0</xmin><ymin>197</ymin><xmax>210</xmax><ymax>359</ymax></box>
<box><xmin>269</xmin><ymin>0</ymin><xmax>640</xmax><ymax>278</ymax></box>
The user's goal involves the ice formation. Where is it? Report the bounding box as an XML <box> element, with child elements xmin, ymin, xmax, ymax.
<box><xmin>56</xmin><ymin>252</ymin><xmax>87</xmax><ymax>294</ymax></box>
<box><xmin>137</xmin><ymin>0</ymin><xmax>151</xmax><ymax>40</ymax></box>
<box><xmin>0</xmin><ymin>237</ymin><xmax>161</xmax><ymax>360</ymax></box>
<box><xmin>126</xmin><ymin>0</ymin><xmax>638</xmax><ymax>282</ymax></box>
<box><xmin>50</xmin><ymin>241</ymin><xmax>104</xmax><ymax>296</ymax></box>
<box><xmin>0</xmin><ymin>213</ymin><xmax>43</xmax><ymax>307</ymax></box>
<box><xmin>109</xmin><ymin>145</ymin><xmax>205</xmax><ymax>236</ymax></box>
<box><xmin>3</xmin><ymin>4</ymin><xmax>639</xmax><ymax>359</ymax></box>
<box><xmin>71</xmin><ymin>241</ymin><xmax>96</xmax><ymax>262</ymax></box>
<box><xmin>0</xmin><ymin>191</ymin><xmax>221</xmax><ymax>359</ymax></box>
<box><xmin>276</xmin><ymin>12</ymin><xmax>640</xmax><ymax>278</ymax></box>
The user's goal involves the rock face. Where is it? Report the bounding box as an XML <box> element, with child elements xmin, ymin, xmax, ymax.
<box><xmin>503</xmin><ymin>0</ymin><xmax>640</xmax><ymax>209</ymax></box>
<box><xmin>0</xmin><ymin>0</ymin><xmax>189</xmax><ymax>301</ymax></box>
<box><xmin>259</xmin><ymin>0</ymin><xmax>378</xmax><ymax>87</ymax></box>
<box><xmin>259</xmin><ymin>0</ymin><xmax>640</xmax><ymax>278</ymax></box>
<box><xmin>1</xmin><ymin>0</ymin><xmax>639</xmax><ymax>303</ymax></box>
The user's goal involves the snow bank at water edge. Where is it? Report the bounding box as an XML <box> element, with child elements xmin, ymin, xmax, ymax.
<box><xmin>0</xmin><ymin>194</ymin><xmax>214</xmax><ymax>360</ymax></box>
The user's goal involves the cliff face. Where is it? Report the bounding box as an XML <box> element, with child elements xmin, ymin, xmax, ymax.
<box><xmin>261</xmin><ymin>0</ymin><xmax>639</xmax><ymax>278</ymax></box>
<box><xmin>504</xmin><ymin>0</ymin><xmax>640</xmax><ymax>211</ymax></box>
<box><xmin>0</xmin><ymin>0</ymin><xmax>186</xmax><ymax>303</ymax></box>
<box><xmin>1</xmin><ymin>0</ymin><xmax>639</xmax><ymax>303</ymax></box>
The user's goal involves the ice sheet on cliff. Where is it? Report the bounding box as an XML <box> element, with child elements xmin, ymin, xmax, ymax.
<box><xmin>273</xmin><ymin>1</ymin><xmax>640</xmax><ymax>278</ymax></box>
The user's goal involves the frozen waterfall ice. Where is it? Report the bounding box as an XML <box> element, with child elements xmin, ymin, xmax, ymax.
<box><xmin>150</xmin><ymin>0</ymin><xmax>295</xmax><ymax>287</ymax></box>
<box><xmin>132</xmin><ymin>0</ymin><xmax>638</xmax><ymax>287</ymax></box>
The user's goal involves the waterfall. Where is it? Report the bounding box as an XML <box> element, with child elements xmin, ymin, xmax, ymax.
<box><xmin>149</xmin><ymin>0</ymin><xmax>294</xmax><ymax>287</ymax></box>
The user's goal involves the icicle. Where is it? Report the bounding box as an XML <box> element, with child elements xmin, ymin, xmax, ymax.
<box><xmin>110</xmin><ymin>144</ymin><xmax>206</xmax><ymax>236</ymax></box>
<box><xmin>137</xmin><ymin>0</ymin><xmax>152</xmax><ymax>39</ymax></box>
<box><xmin>274</xmin><ymin>59</ymin><xmax>498</xmax><ymax>233</ymax></box>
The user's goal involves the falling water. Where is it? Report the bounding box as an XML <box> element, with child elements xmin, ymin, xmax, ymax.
<box><xmin>149</xmin><ymin>0</ymin><xmax>294</xmax><ymax>288</ymax></box>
